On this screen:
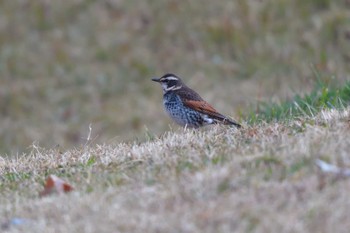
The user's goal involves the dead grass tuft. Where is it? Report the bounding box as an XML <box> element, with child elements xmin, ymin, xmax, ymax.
<box><xmin>1</xmin><ymin>108</ymin><xmax>350</xmax><ymax>232</ymax></box>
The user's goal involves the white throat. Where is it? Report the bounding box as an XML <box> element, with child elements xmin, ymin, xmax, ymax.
<box><xmin>162</xmin><ymin>84</ymin><xmax>182</xmax><ymax>93</ymax></box>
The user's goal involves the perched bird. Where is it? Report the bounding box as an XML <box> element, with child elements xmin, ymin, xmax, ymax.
<box><xmin>152</xmin><ymin>73</ymin><xmax>241</xmax><ymax>128</ymax></box>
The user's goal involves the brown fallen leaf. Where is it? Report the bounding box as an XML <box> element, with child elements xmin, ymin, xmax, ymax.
<box><xmin>39</xmin><ymin>175</ymin><xmax>74</xmax><ymax>197</ymax></box>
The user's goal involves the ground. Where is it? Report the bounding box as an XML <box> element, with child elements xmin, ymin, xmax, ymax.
<box><xmin>1</xmin><ymin>0</ymin><xmax>350</xmax><ymax>232</ymax></box>
<box><xmin>1</xmin><ymin>108</ymin><xmax>350</xmax><ymax>232</ymax></box>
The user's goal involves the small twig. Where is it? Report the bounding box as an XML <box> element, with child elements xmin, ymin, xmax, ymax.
<box><xmin>84</xmin><ymin>123</ymin><xmax>93</xmax><ymax>147</ymax></box>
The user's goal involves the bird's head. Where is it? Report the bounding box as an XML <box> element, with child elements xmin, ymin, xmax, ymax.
<box><xmin>152</xmin><ymin>73</ymin><xmax>183</xmax><ymax>93</ymax></box>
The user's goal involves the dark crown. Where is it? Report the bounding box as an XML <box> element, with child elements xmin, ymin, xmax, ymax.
<box><xmin>162</xmin><ymin>74</ymin><xmax>182</xmax><ymax>89</ymax></box>
<box><xmin>152</xmin><ymin>73</ymin><xmax>183</xmax><ymax>92</ymax></box>
<box><xmin>159</xmin><ymin>73</ymin><xmax>181</xmax><ymax>82</ymax></box>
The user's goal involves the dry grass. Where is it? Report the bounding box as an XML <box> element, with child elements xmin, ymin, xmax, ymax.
<box><xmin>1</xmin><ymin>108</ymin><xmax>350</xmax><ymax>232</ymax></box>
<box><xmin>1</xmin><ymin>1</ymin><xmax>350</xmax><ymax>232</ymax></box>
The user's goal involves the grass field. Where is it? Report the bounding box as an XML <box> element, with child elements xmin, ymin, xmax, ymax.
<box><xmin>1</xmin><ymin>108</ymin><xmax>350</xmax><ymax>232</ymax></box>
<box><xmin>1</xmin><ymin>0</ymin><xmax>350</xmax><ymax>232</ymax></box>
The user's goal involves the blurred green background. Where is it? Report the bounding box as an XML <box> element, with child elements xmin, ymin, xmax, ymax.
<box><xmin>0</xmin><ymin>0</ymin><xmax>349</xmax><ymax>155</ymax></box>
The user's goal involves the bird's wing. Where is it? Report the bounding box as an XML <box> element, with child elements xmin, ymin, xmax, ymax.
<box><xmin>183</xmin><ymin>99</ymin><xmax>225</xmax><ymax>119</ymax></box>
<box><xmin>176</xmin><ymin>86</ymin><xmax>228</xmax><ymax>120</ymax></box>
<box><xmin>176</xmin><ymin>86</ymin><xmax>242</xmax><ymax>127</ymax></box>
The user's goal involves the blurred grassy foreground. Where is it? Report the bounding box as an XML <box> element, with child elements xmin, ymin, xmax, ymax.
<box><xmin>0</xmin><ymin>0</ymin><xmax>349</xmax><ymax>154</ymax></box>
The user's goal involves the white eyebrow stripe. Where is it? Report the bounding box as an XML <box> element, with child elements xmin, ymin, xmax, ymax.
<box><xmin>161</xmin><ymin>76</ymin><xmax>179</xmax><ymax>81</ymax></box>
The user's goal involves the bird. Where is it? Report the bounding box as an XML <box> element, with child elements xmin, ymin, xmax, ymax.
<box><xmin>152</xmin><ymin>73</ymin><xmax>241</xmax><ymax>128</ymax></box>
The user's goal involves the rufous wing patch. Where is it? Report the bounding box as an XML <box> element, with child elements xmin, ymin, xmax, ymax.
<box><xmin>184</xmin><ymin>100</ymin><xmax>222</xmax><ymax>117</ymax></box>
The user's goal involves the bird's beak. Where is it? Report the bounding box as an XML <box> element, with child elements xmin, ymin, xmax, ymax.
<box><xmin>151</xmin><ymin>78</ymin><xmax>161</xmax><ymax>82</ymax></box>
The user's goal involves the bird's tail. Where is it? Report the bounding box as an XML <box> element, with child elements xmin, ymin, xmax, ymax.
<box><xmin>222</xmin><ymin>118</ymin><xmax>242</xmax><ymax>128</ymax></box>
<box><xmin>209</xmin><ymin>111</ymin><xmax>242</xmax><ymax>128</ymax></box>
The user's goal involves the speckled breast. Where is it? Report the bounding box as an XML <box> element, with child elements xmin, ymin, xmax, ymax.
<box><xmin>163</xmin><ymin>92</ymin><xmax>204</xmax><ymax>128</ymax></box>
